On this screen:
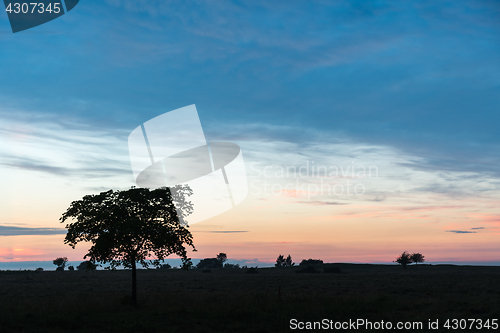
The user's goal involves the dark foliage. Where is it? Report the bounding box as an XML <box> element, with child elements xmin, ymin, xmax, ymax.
<box><xmin>276</xmin><ymin>254</ymin><xmax>294</xmax><ymax>267</ymax></box>
<box><xmin>275</xmin><ymin>254</ymin><xmax>285</xmax><ymax>267</ymax></box>
<box><xmin>217</xmin><ymin>253</ymin><xmax>227</xmax><ymax>264</ymax></box>
<box><xmin>410</xmin><ymin>253</ymin><xmax>425</xmax><ymax>266</ymax></box>
<box><xmin>197</xmin><ymin>253</ymin><xmax>228</xmax><ymax>269</ymax></box>
<box><xmin>299</xmin><ymin>259</ymin><xmax>323</xmax><ymax>266</ymax></box>
<box><xmin>53</xmin><ymin>257</ymin><xmax>68</xmax><ymax>268</ymax></box>
<box><xmin>76</xmin><ymin>261</ymin><xmax>97</xmax><ymax>271</ymax></box>
<box><xmin>197</xmin><ymin>258</ymin><xmax>222</xmax><ymax>269</ymax></box>
<box><xmin>394</xmin><ymin>251</ymin><xmax>412</xmax><ymax>269</ymax></box>
<box><xmin>60</xmin><ymin>186</ymin><xmax>195</xmax><ymax>304</ymax></box>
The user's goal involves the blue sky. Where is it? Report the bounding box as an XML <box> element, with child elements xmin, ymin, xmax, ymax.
<box><xmin>2</xmin><ymin>1</ymin><xmax>499</xmax><ymax>162</ymax></box>
<box><xmin>1</xmin><ymin>0</ymin><xmax>499</xmax><ymax>265</ymax></box>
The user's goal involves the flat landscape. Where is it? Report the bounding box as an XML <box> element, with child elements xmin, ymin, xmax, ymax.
<box><xmin>0</xmin><ymin>264</ymin><xmax>499</xmax><ymax>332</ymax></box>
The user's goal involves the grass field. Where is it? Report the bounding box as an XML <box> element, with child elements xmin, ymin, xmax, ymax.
<box><xmin>0</xmin><ymin>264</ymin><xmax>499</xmax><ymax>332</ymax></box>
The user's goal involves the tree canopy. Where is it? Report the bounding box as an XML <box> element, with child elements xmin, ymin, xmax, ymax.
<box><xmin>410</xmin><ymin>253</ymin><xmax>425</xmax><ymax>266</ymax></box>
<box><xmin>394</xmin><ymin>251</ymin><xmax>412</xmax><ymax>268</ymax></box>
<box><xmin>196</xmin><ymin>253</ymin><xmax>228</xmax><ymax>269</ymax></box>
<box><xmin>60</xmin><ymin>186</ymin><xmax>195</xmax><ymax>304</ymax></box>
<box><xmin>276</xmin><ymin>254</ymin><xmax>294</xmax><ymax>267</ymax></box>
<box><xmin>53</xmin><ymin>257</ymin><xmax>68</xmax><ymax>270</ymax></box>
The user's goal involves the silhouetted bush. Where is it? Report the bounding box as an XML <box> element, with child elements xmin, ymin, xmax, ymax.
<box><xmin>196</xmin><ymin>258</ymin><xmax>221</xmax><ymax>269</ymax></box>
<box><xmin>53</xmin><ymin>257</ymin><xmax>68</xmax><ymax>269</ymax></box>
<box><xmin>197</xmin><ymin>253</ymin><xmax>228</xmax><ymax>269</ymax></box>
<box><xmin>299</xmin><ymin>259</ymin><xmax>323</xmax><ymax>266</ymax></box>
<box><xmin>224</xmin><ymin>263</ymin><xmax>240</xmax><ymax>269</ymax></box>
<box><xmin>323</xmin><ymin>266</ymin><xmax>341</xmax><ymax>274</ymax></box>
<box><xmin>56</xmin><ymin>267</ymin><xmax>64</xmax><ymax>272</ymax></box>
<box><xmin>67</xmin><ymin>265</ymin><xmax>75</xmax><ymax>271</ymax></box>
<box><xmin>76</xmin><ymin>261</ymin><xmax>97</xmax><ymax>271</ymax></box>
<box><xmin>35</xmin><ymin>267</ymin><xmax>43</xmax><ymax>272</ymax></box>
<box><xmin>157</xmin><ymin>263</ymin><xmax>171</xmax><ymax>270</ymax></box>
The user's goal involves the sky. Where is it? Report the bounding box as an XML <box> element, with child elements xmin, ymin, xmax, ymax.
<box><xmin>0</xmin><ymin>0</ymin><xmax>499</xmax><ymax>268</ymax></box>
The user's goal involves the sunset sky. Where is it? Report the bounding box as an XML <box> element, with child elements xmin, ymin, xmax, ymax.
<box><xmin>1</xmin><ymin>0</ymin><xmax>499</xmax><ymax>268</ymax></box>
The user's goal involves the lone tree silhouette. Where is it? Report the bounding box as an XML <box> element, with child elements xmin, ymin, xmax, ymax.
<box><xmin>275</xmin><ymin>254</ymin><xmax>286</xmax><ymax>267</ymax></box>
<box><xmin>394</xmin><ymin>251</ymin><xmax>412</xmax><ymax>269</ymax></box>
<box><xmin>60</xmin><ymin>186</ymin><xmax>195</xmax><ymax>305</ymax></box>
<box><xmin>53</xmin><ymin>257</ymin><xmax>68</xmax><ymax>271</ymax></box>
<box><xmin>410</xmin><ymin>253</ymin><xmax>425</xmax><ymax>266</ymax></box>
<box><xmin>217</xmin><ymin>253</ymin><xmax>227</xmax><ymax>265</ymax></box>
<box><xmin>276</xmin><ymin>254</ymin><xmax>294</xmax><ymax>267</ymax></box>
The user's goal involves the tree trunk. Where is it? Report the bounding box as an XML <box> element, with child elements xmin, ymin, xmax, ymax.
<box><xmin>131</xmin><ymin>259</ymin><xmax>137</xmax><ymax>305</ymax></box>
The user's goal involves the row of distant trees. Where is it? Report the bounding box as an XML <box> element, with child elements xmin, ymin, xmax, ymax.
<box><xmin>52</xmin><ymin>257</ymin><xmax>97</xmax><ymax>271</ymax></box>
<box><xmin>52</xmin><ymin>252</ymin><xmax>425</xmax><ymax>272</ymax></box>
<box><xmin>394</xmin><ymin>251</ymin><xmax>425</xmax><ymax>268</ymax></box>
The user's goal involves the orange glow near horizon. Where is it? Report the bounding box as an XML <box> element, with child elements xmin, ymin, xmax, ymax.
<box><xmin>1</xmin><ymin>190</ymin><xmax>499</xmax><ymax>265</ymax></box>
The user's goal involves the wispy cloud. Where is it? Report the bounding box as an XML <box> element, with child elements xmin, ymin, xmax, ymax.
<box><xmin>446</xmin><ymin>230</ymin><xmax>477</xmax><ymax>234</ymax></box>
<box><xmin>0</xmin><ymin>226</ymin><xmax>66</xmax><ymax>236</ymax></box>
<box><xmin>298</xmin><ymin>201</ymin><xmax>349</xmax><ymax>206</ymax></box>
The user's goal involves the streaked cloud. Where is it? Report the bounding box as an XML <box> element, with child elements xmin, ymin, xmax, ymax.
<box><xmin>0</xmin><ymin>226</ymin><xmax>66</xmax><ymax>236</ymax></box>
<box><xmin>298</xmin><ymin>201</ymin><xmax>349</xmax><ymax>206</ymax></box>
<box><xmin>446</xmin><ymin>230</ymin><xmax>477</xmax><ymax>234</ymax></box>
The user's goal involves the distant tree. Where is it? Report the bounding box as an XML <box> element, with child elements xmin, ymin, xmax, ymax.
<box><xmin>181</xmin><ymin>259</ymin><xmax>193</xmax><ymax>270</ymax></box>
<box><xmin>410</xmin><ymin>253</ymin><xmax>425</xmax><ymax>266</ymax></box>
<box><xmin>394</xmin><ymin>251</ymin><xmax>412</xmax><ymax>269</ymax></box>
<box><xmin>217</xmin><ymin>253</ymin><xmax>227</xmax><ymax>265</ymax></box>
<box><xmin>275</xmin><ymin>254</ymin><xmax>285</xmax><ymax>267</ymax></box>
<box><xmin>224</xmin><ymin>263</ymin><xmax>240</xmax><ymax>269</ymax></box>
<box><xmin>276</xmin><ymin>254</ymin><xmax>294</xmax><ymax>267</ymax></box>
<box><xmin>53</xmin><ymin>257</ymin><xmax>68</xmax><ymax>270</ymax></box>
<box><xmin>285</xmin><ymin>255</ymin><xmax>294</xmax><ymax>267</ymax></box>
<box><xmin>35</xmin><ymin>267</ymin><xmax>43</xmax><ymax>272</ymax></box>
<box><xmin>67</xmin><ymin>265</ymin><xmax>75</xmax><ymax>271</ymax></box>
<box><xmin>158</xmin><ymin>263</ymin><xmax>171</xmax><ymax>270</ymax></box>
<box><xmin>197</xmin><ymin>258</ymin><xmax>222</xmax><ymax>269</ymax></box>
<box><xmin>76</xmin><ymin>261</ymin><xmax>97</xmax><ymax>271</ymax></box>
<box><xmin>60</xmin><ymin>186</ymin><xmax>195</xmax><ymax>305</ymax></box>
<box><xmin>197</xmin><ymin>253</ymin><xmax>228</xmax><ymax>269</ymax></box>
<box><xmin>300</xmin><ymin>259</ymin><xmax>323</xmax><ymax>266</ymax></box>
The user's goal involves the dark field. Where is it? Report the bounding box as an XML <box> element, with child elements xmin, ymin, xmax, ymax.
<box><xmin>0</xmin><ymin>264</ymin><xmax>499</xmax><ymax>332</ymax></box>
